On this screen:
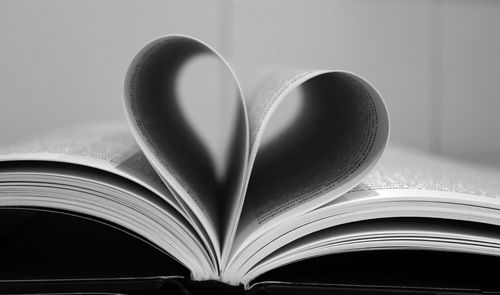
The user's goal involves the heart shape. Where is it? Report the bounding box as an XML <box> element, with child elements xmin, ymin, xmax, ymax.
<box><xmin>123</xmin><ymin>36</ymin><xmax>389</xmax><ymax>264</ymax></box>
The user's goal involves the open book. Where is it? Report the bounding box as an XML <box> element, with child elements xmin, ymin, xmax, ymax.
<box><xmin>1</xmin><ymin>35</ymin><xmax>500</xmax><ymax>291</ymax></box>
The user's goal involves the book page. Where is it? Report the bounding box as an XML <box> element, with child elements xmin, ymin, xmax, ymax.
<box><xmin>0</xmin><ymin>121</ymin><xmax>225</xmax><ymax>279</ymax></box>
<box><xmin>232</xmin><ymin>70</ymin><xmax>389</xmax><ymax>256</ymax></box>
<box><xmin>244</xmin><ymin>217</ymin><xmax>500</xmax><ymax>287</ymax></box>
<box><xmin>223</xmin><ymin>145</ymin><xmax>500</xmax><ymax>284</ymax></box>
<box><xmin>124</xmin><ymin>36</ymin><xmax>250</xmax><ymax>264</ymax></box>
<box><xmin>341</xmin><ymin>145</ymin><xmax>500</xmax><ymax>202</ymax></box>
<box><xmin>0</xmin><ymin>121</ymin><xmax>180</xmax><ymax>208</ymax></box>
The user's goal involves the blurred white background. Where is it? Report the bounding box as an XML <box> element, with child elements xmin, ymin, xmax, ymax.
<box><xmin>0</xmin><ymin>0</ymin><xmax>499</xmax><ymax>168</ymax></box>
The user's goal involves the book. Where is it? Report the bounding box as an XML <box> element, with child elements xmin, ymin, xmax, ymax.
<box><xmin>1</xmin><ymin>35</ymin><xmax>499</xmax><ymax>292</ymax></box>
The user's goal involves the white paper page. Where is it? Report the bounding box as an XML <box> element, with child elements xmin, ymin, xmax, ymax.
<box><xmin>124</xmin><ymin>36</ymin><xmax>250</xmax><ymax>266</ymax></box>
<box><xmin>0</xmin><ymin>121</ymin><xmax>180</xmax><ymax>209</ymax></box>
<box><xmin>232</xmin><ymin>70</ymin><xmax>389</xmax><ymax>259</ymax></box>
<box><xmin>226</xmin><ymin>146</ymin><xmax>500</xmax><ymax>284</ymax></box>
<box><xmin>345</xmin><ymin>145</ymin><xmax>500</xmax><ymax>200</ymax></box>
<box><xmin>243</xmin><ymin>218</ymin><xmax>500</xmax><ymax>286</ymax></box>
<box><xmin>0</xmin><ymin>120</ymin><xmax>221</xmax><ymax>275</ymax></box>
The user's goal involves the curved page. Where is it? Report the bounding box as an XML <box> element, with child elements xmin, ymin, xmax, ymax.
<box><xmin>231</xmin><ymin>70</ymin><xmax>389</xmax><ymax>262</ymax></box>
<box><xmin>124</xmin><ymin>35</ymin><xmax>249</xmax><ymax>267</ymax></box>
<box><xmin>243</xmin><ymin>218</ymin><xmax>500</xmax><ymax>286</ymax></box>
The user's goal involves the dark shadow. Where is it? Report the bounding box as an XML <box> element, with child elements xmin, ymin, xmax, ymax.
<box><xmin>0</xmin><ymin>207</ymin><xmax>188</xmax><ymax>280</ymax></box>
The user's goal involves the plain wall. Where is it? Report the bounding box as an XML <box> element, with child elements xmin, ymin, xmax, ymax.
<box><xmin>0</xmin><ymin>0</ymin><xmax>499</xmax><ymax>168</ymax></box>
<box><xmin>0</xmin><ymin>0</ymin><xmax>220</xmax><ymax>142</ymax></box>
